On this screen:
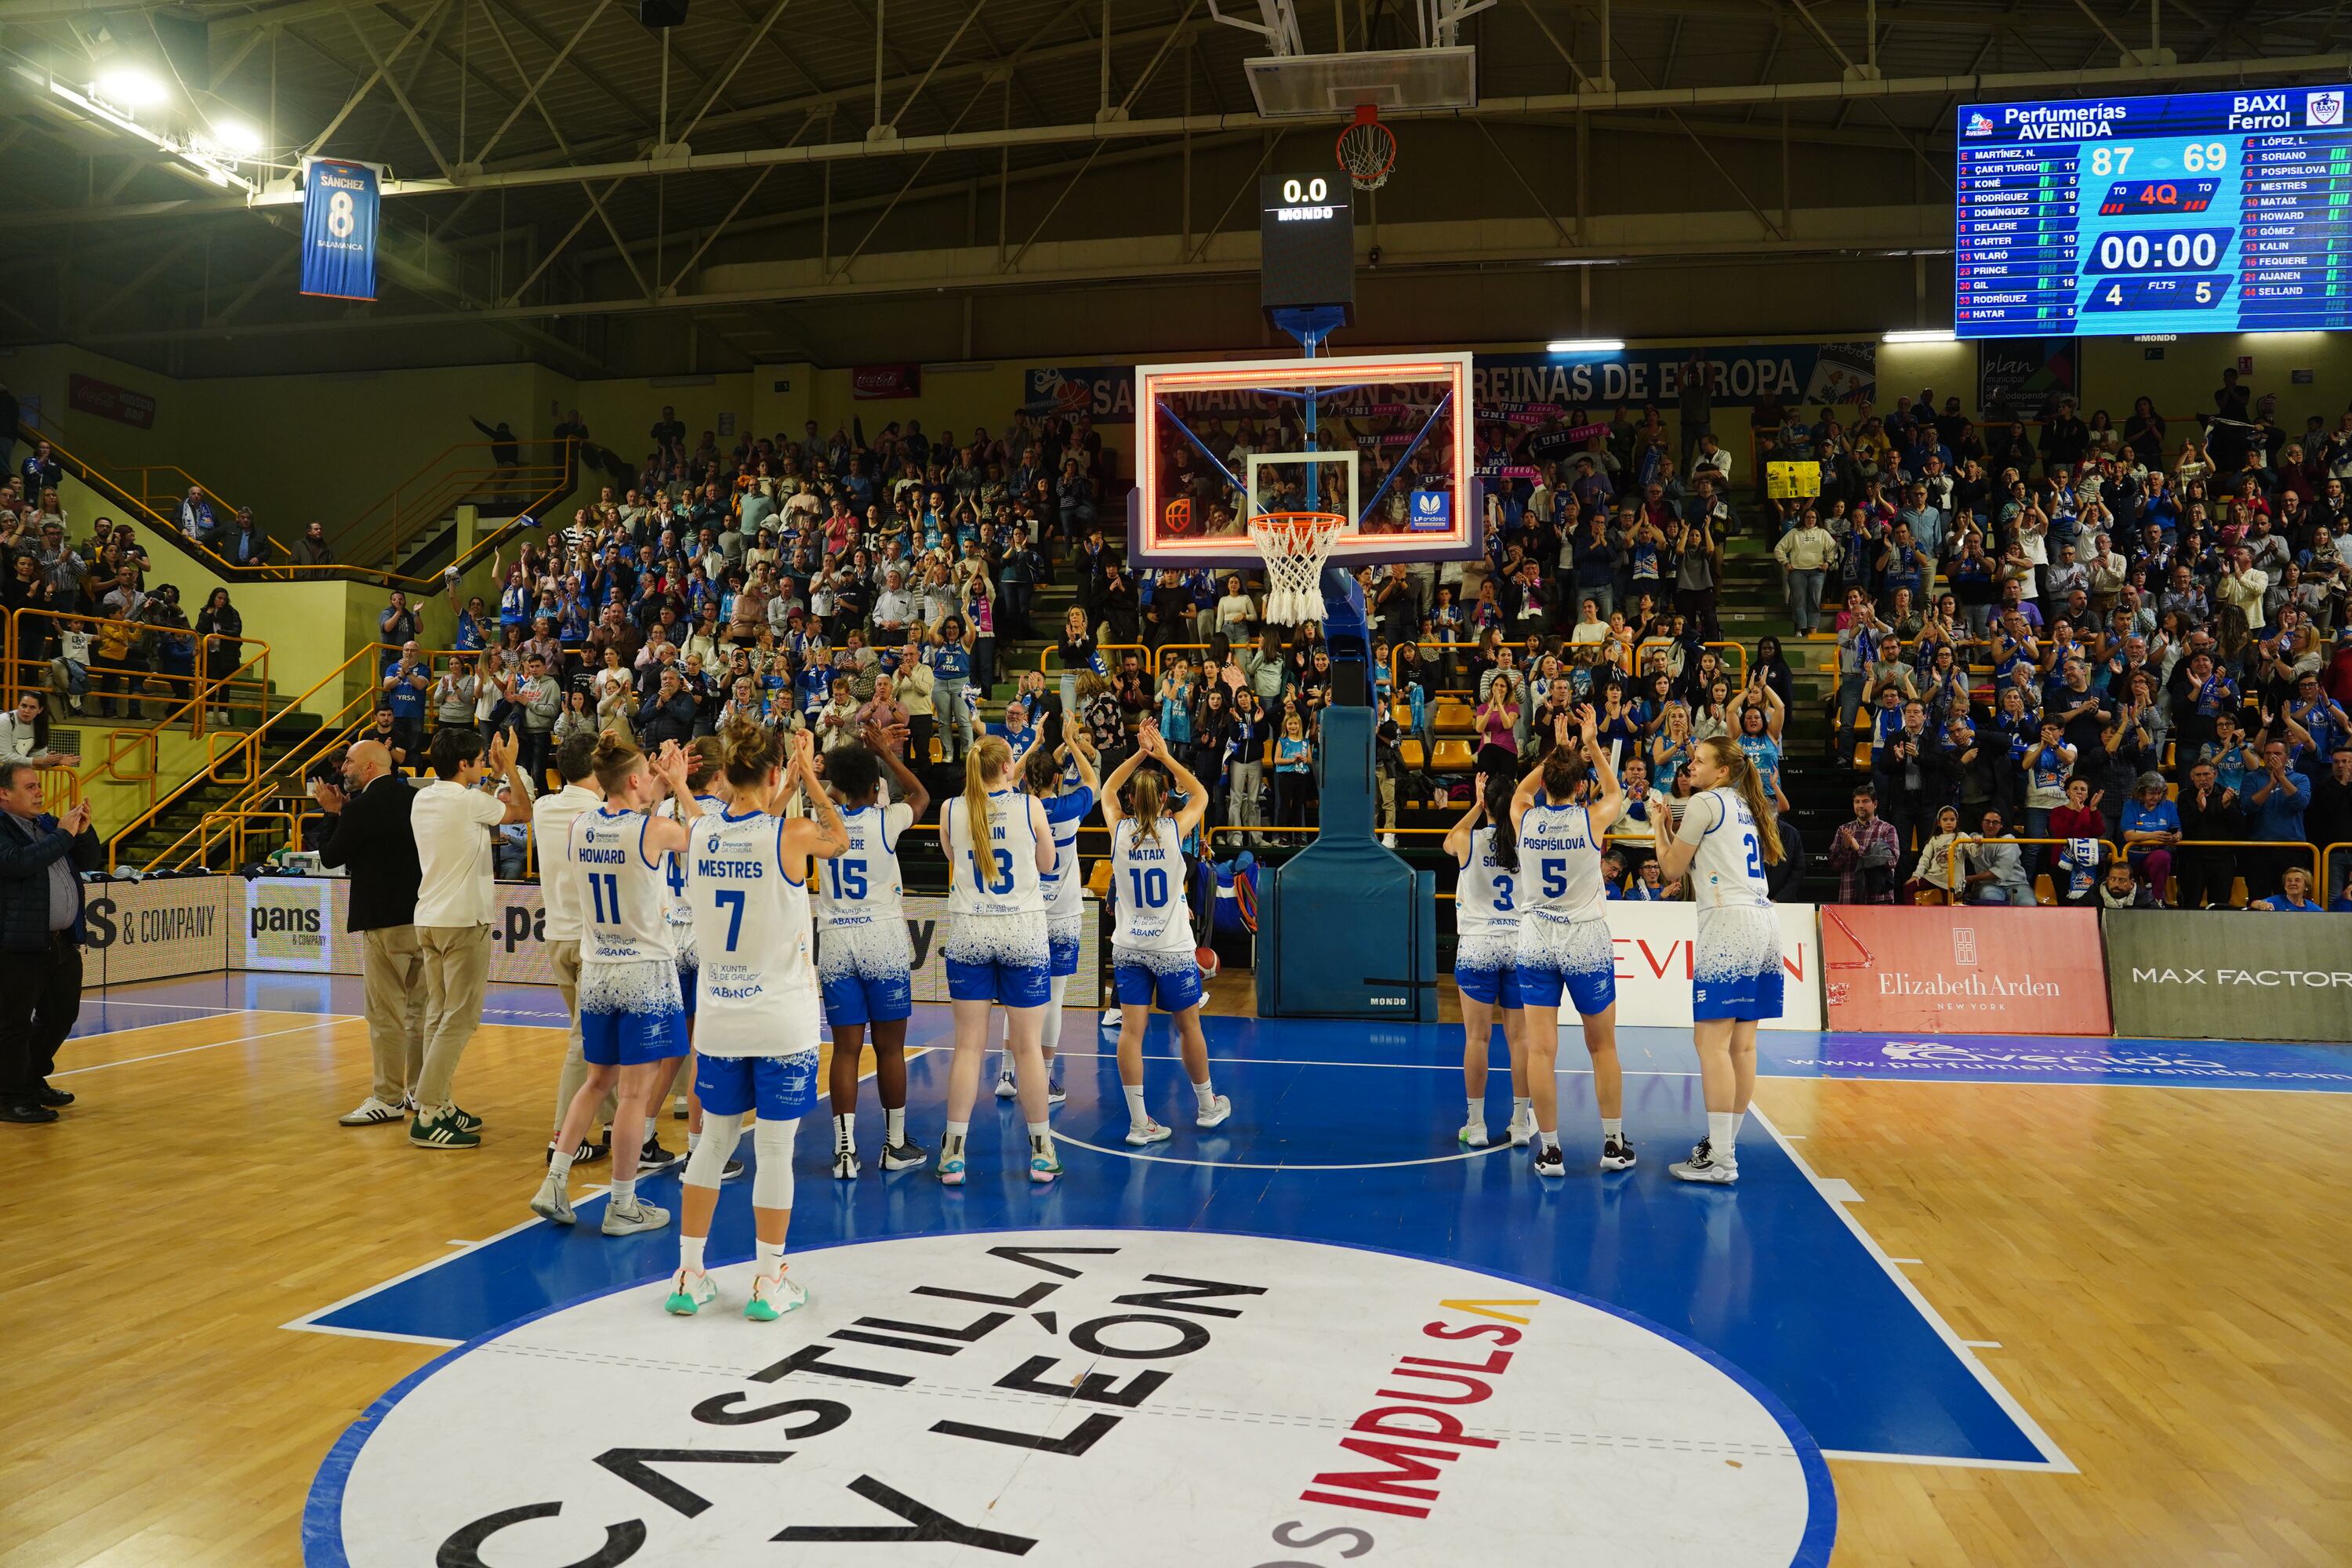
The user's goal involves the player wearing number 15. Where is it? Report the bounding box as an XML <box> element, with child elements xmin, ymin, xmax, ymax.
<box><xmin>532</xmin><ymin>735</ymin><xmax>707</xmax><ymax>1237</ymax></box>
<box><xmin>937</xmin><ymin>735</ymin><xmax>1062</xmax><ymax>1185</ymax></box>
<box><xmin>666</xmin><ymin>723</ymin><xmax>849</xmax><ymax>1323</ymax></box>
<box><xmin>1647</xmin><ymin>735</ymin><xmax>1784</xmax><ymax>1188</ymax></box>
<box><xmin>1508</xmin><ymin>706</ymin><xmax>1634</xmax><ymax>1180</ymax></box>
<box><xmin>1100</xmin><ymin>725</ymin><xmax>1229</xmax><ymax>1149</ymax></box>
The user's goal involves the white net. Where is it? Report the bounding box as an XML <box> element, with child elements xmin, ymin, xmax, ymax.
<box><xmin>1248</xmin><ymin>513</ymin><xmax>1348</xmax><ymax>626</ymax></box>
<box><xmin>1338</xmin><ymin>116</ymin><xmax>1396</xmax><ymax>191</ymax></box>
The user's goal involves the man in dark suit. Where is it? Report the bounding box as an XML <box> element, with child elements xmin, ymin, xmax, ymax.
<box><xmin>312</xmin><ymin>738</ymin><xmax>426</xmax><ymax>1127</ymax></box>
<box><xmin>0</xmin><ymin>760</ymin><xmax>100</xmax><ymax>1123</ymax></box>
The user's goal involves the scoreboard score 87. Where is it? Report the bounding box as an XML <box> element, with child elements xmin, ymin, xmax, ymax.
<box><xmin>1956</xmin><ymin>84</ymin><xmax>2352</xmax><ymax>337</ymax></box>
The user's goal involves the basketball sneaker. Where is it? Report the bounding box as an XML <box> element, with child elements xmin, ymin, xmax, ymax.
<box><xmin>880</xmin><ymin>1135</ymin><xmax>928</xmax><ymax>1172</ymax></box>
<box><xmin>1047</xmin><ymin>1063</ymin><xmax>1066</xmax><ymax>1106</ymax></box>
<box><xmin>746</xmin><ymin>1268</ymin><xmax>808</xmax><ymax>1322</ymax></box>
<box><xmin>937</xmin><ymin>1152</ymin><xmax>967</xmax><ymax>1187</ymax></box>
<box><xmin>1600</xmin><ymin>1134</ymin><xmax>1637</xmax><ymax>1172</ymax></box>
<box><xmin>672</xmin><ymin>1094</ymin><xmax>689</xmax><ymax>1120</ymax></box>
<box><xmin>1125</xmin><ymin>1120</ymin><xmax>1173</xmax><ymax>1147</ymax></box>
<box><xmin>451</xmin><ymin>1105</ymin><xmax>484</xmax><ymax>1133</ymax></box>
<box><xmin>1506</xmin><ymin>1105</ymin><xmax>1537</xmax><ymax>1147</ymax></box>
<box><xmin>1029</xmin><ymin>1149</ymin><xmax>1065</xmax><ymax>1184</ymax></box>
<box><xmin>339</xmin><ymin>1096</ymin><xmax>405</xmax><ymax>1127</ymax></box>
<box><xmin>409</xmin><ymin>1107</ymin><xmax>481</xmax><ymax>1151</ymax></box>
<box><xmin>1457</xmin><ymin>1118</ymin><xmax>1489</xmax><ymax>1148</ymax></box>
<box><xmin>833</xmin><ymin>1142</ymin><xmax>860</xmax><ymax>1180</ymax></box>
<box><xmin>637</xmin><ymin>1136</ymin><xmax>680</xmax><ymax>1173</ymax></box>
<box><xmin>663</xmin><ymin>1269</ymin><xmax>717</xmax><ymax>1316</ymax></box>
<box><xmin>718</xmin><ymin>1157</ymin><xmax>746</xmax><ymax>1181</ymax></box>
<box><xmin>528</xmin><ymin>1171</ymin><xmax>575</xmax><ymax>1225</ymax></box>
<box><xmin>1669</xmin><ymin>1149</ymin><xmax>1738</xmax><ymax>1185</ymax></box>
<box><xmin>602</xmin><ymin>1197</ymin><xmax>671</xmax><ymax>1236</ymax></box>
<box><xmin>993</xmin><ymin>1060</ymin><xmax>1018</xmax><ymax>1098</ymax></box>
<box><xmin>1532</xmin><ymin>1142</ymin><xmax>1566</xmax><ymax>1178</ymax></box>
<box><xmin>1196</xmin><ymin>1094</ymin><xmax>1232</xmax><ymax>1130</ymax></box>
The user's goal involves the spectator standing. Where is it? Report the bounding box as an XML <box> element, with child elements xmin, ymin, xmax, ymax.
<box><xmin>382</xmin><ymin>641</ymin><xmax>430</xmax><ymax>769</ymax></box>
<box><xmin>0</xmin><ymin>693</ymin><xmax>67</xmax><ymax>768</ymax></box>
<box><xmin>0</xmin><ymin>761</ymin><xmax>96</xmax><ymax>1123</ymax></box>
<box><xmin>510</xmin><ymin>652</ymin><xmax>564</xmax><ymax>787</ymax></box>
<box><xmin>2244</xmin><ymin>737</ymin><xmax>2310</xmax><ymax>902</ymax></box>
<box><xmin>1773</xmin><ymin>510</ymin><xmax>1838</xmax><ymax>633</ymax></box>
<box><xmin>2306</xmin><ymin>746</ymin><xmax>2352</xmax><ymax>903</ymax></box>
<box><xmin>194</xmin><ymin>588</ymin><xmax>243</xmax><ymax>724</ymax></box>
<box><xmin>313</xmin><ymin>739</ymin><xmax>426</xmax><ymax>1126</ymax></box>
<box><xmin>1829</xmin><ymin>784</ymin><xmax>1902</xmax><ymax>902</ymax></box>
<box><xmin>408</xmin><ymin>727</ymin><xmax>532</xmax><ymax>1150</ymax></box>
<box><xmin>380</xmin><ymin>590</ymin><xmax>421</xmax><ymax>648</ymax></box>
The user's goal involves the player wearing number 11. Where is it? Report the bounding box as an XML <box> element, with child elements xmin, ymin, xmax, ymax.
<box><xmin>1101</xmin><ymin>724</ymin><xmax>1229</xmax><ymax>1148</ymax></box>
<box><xmin>531</xmin><ymin>735</ymin><xmax>706</xmax><ymax>1238</ymax></box>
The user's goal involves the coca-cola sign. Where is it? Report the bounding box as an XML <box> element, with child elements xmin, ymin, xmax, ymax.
<box><xmin>851</xmin><ymin>362</ymin><xmax>922</xmax><ymax>399</ymax></box>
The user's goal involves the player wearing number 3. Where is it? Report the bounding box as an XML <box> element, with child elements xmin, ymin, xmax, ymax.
<box><xmin>531</xmin><ymin>735</ymin><xmax>705</xmax><ymax>1237</ymax></box>
<box><xmin>1101</xmin><ymin>724</ymin><xmax>1229</xmax><ymax>1147</ymax></box>
<box><xmin>937</xmin><ymin>735</ymin><xmax>1062</xmax><ymax>1185</ymax></box>
<box><xmin>1508</xmin><ymin>706</ymin><xmax>1634</xmax><ymax>1179</ymax></box>
<box><xmin>1647</xmin><ymin>735</ymin><xmax>1784</xmax><ymax>1186</ymax></box>
<box><xmin>666</xmin><ymin>722</ymin><xmax>848</xmax><ymax>1321</ymax></box>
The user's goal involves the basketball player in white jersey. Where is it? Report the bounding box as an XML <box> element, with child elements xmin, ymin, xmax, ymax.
<box><xmin>815</xmin><ymin>731</ymin><xmax>930</xmax><ymax>1179</ymax></box>
<box><xmin>1647</xmin><ymin>735</ymin><xmax>1784</xmax><ymax>1185</ymax></box>
<box><xmin>1508</xmin><ymin>707</ymin><xmax>1635</xmax><ymax>1178</ymax></box>
<box><xmin>938</xmin><ymin>734</ymin><xmax>1060</xmax><ymax>1185</ymax></box>
<box><xmin>996</xmin><ymin>721</ymin><xmax>1102</xmax><ymax>1106</ymax></box>
<box><xmin>664</xmin><ymin>722</ymin><xmax>848</xmax><ymax>1320</ymax></box>
<box><xmin>646</xmin><ymin>737</ymin><xmax>724</xmax><ymax>1175</ymax></box>
<box><xmin>1100</xmin><ymin>725</ymin><xmax>1228</xmax><ymax>1145</ymax></box>
<box><xmin>1444</xmin><ymin>769</ymin><xmax>1532</xmax><ymax>1149</ymax></box>
<box><xmin>530</xmin><ymin>736</ymin><xmax>704</xmax><ymax>1236</ymax></box>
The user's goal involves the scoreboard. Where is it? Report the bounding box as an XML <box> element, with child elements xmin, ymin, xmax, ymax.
<box><xmin>1955</xmin><ymin>84</ymin><xmax>2352</xmax><ymax>338</ymax></box>
<box><xmin>1259</xmin><ymin>172</ymin><xmax>1356</xmax><ymax>326</ymax></box>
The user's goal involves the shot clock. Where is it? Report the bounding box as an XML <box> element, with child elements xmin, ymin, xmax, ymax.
<box><xmin>1957</xmin><ymin>84</ymin><xmax>2352</xmax><ymax>336</ymax></box>
<box><xmin>1259</xmin><ymin>172</ymin><xmax>1356</xmax><ymax>326</ymax></box>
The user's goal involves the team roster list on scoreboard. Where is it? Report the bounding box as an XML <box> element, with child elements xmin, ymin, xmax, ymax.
<box><xmin>1956</xmin><ymin>85</ymin><xmax>2352</xmax><ymax>337</ymax></box>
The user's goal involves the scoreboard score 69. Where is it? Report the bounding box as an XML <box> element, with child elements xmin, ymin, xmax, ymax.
<box><xmin>1956</xmin><ymin>84</ymin><xmax>2352</xmax><ymax>337</ymax></box>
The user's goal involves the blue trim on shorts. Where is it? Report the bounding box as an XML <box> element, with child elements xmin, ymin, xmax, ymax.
<box><xmin>821</xmin><ymin>967</ymin><xmax>914</xmax><ymax>1028</ymax></box>
<box><xmin>579</xmin><ymin>1003</ymin><xmax>688</xmax><ymax>1066</ymax></box>
<box><xmin>1515</xmin><ymin>960</ymin><xmax>1616</xmax><ymax>1017</ymax></box>
<box><xmin>946</xmin><ymin>955</ymin><xmax>1051</xmax><ymax>1008</ymax></box>
<box><xmin>1695</xmin><ymin>962</ymin><xmax>1785</xmax><ymax>1022</ymax></box>
<box><xmin>1113</xmin><ymin>960</ymin><xmax>1202</xmax><ymax>1014</ymax></box>
<box><xmin>1455</xmin><ymin>964</ymin><xmax>1523</xmax><ymax>1009</ymax></box>
<box><xmin>694</xmin><ymin>1051</ymin><xmax>820</xmax><ymax>1120</ymax></box>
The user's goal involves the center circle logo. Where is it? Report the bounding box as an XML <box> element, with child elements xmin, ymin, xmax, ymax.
<box><xmin>310</xmin><ymin>1230</ymin><xmax>1833</xmax><ymax>1566</ymax></box>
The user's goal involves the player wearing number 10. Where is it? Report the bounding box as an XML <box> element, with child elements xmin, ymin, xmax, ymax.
<box><xmin>937</xmin><ymin>735</ymin><xmax>1062</xmax><ymax>1185</ymax></box>
<box><xmin>664</xmin><ymin>722</ymin><xmax>849</xmax><ymax>1323</ymax></box>
<box><xmin>531</xmin><ymin>735</ymin><xmax>705</xmax><ymax>1238</ymax></box>
<box><xmin>1100</xmin><ymin>725</ymin><xmax>1229</xmax><ymax>1148</ymax></box>
<box><xmin>1647</xmin><ymin>735</ymin><xmax>1785</xmax><ymax>1187</ymax></box>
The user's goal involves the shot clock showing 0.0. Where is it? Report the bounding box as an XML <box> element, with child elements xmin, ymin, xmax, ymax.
<box><xmin>1957</xmin><ymin>84</ymin><xmax>2352</xmax><ymax>335</ymax></box>
<box><xmin>1259</xmin><ymin>171</ymin><xmax>1356</xmax><ymax>324</ymax></box>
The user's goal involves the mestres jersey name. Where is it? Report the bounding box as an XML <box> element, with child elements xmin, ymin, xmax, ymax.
<box><xmin>696</xmin><ymin>858</ymin><xmax>767</xmax><ymax>879</ymax></box>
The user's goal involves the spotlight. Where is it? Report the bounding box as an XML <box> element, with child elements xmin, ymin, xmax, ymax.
<box><xmin>95</xmin><ymin>67</ymin><xmax>166</xmax><ymax>108</ymax></box>
<box><xmin>1882</xmin><ymin>328</ymin><xmax>1957</xmax><ymax>344</ymax></box>
<box><xmin>1545</xmin><ymin>339</ymin><xmax>1625</xmax><ymax>353</ymax></box>
<box><xmin>207</xmin><ymin>120</ymin><xmax>263</xmax><ymax>156</ymax></box>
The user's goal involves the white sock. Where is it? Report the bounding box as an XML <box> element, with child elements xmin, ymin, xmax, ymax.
<box><xmin>687</xmin><ymin>1131</ymin><xmax>702</xmax><ymax>1153</ymax></box>
<box><xmin>1537</xmin><ymin>1129</ymin><xmax>1560</xmax><ymax>1153</ymax></box>
<box><xmin>1192</xmin><ymin>1076</ymin><xmax>1217</xmax><ymax>1110</ymax></box>
<box><xmin>547</xmin><ymin>1149</ymin><xmax>575</xmax><ymax>1182</ymax></box>
<box><xmin>1512</xmin><ymin>1095</ymin><xmax>1532</xmax><ymax>1119</ymax></box>
<box><xmin>1730</xmin><ymin>1109</ymin><xmax>1747</xmax><ymax>1140</ymax></box>
<box><xmin>1123</xmin><ymin>1084</ymin><xmax>1149</xmax><ymax>1127</ymax></box>
<box><xmin>1601</xmin><ymin>1117</ymin><xmax>1624</xmax><ymax>1139</ymax></box>
<box><xmin>835</xmin><ymin>1111</ymin><xmax>855</xmax><ymax>1148</ymax></box>
<box><xmin>756</xmin><ymin>1239</ymin><xmax>786</xmax><ymax>1278</ymax></box>
<box><xmin>944</xmin><ymin>1120</ymin><xmax>968</xmax><ymax>1156</ymax></box>
<box><xmin>885</xmin><ymin>1106</ymin><xmax>905</xmax><ymax>1146</ymax></box>
<box><xmin>613</xmin><ymin>1175</ymin><xmax>637</xmax><ymax>1206</ymax></box>
<box><xmin>1467</xmin><ymin>1098</ymin><xmax>1483</xmax><ymax>1124</ymax></box>
<box><xmin>1028</xmin><ymin>1120</ymin><xmax>1054</xmax><ymax>1155</ymax></box>
<box><xmin>643</xmin><ymin>1116</ymin><xmax>658</xmax><ymax>1143</ymax></box>
<box><xmin>1708</xmin><ymin>1111</ymin><xmax>1738</xmax><ymax>1163</ymax></box>
<box><xmin>680</xmin><ymin>1235</ymin><xmax>706</xmax><ymax>1274</ymax></box>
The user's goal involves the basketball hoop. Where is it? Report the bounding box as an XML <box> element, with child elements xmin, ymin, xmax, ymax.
<box><xmin>1338</xmin><ymin>105</ymin><xmax>1396</xmax><ymax>191</ymax></box>
<box><xmin>1249</xmin><ymin>511</ymin><xmax>1348</xmax><ymax>625</ymax></box>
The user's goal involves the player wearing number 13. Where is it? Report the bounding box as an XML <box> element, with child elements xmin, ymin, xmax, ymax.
<box><xmin>665</xmin><ymin>722</ymin><xmax>849</xmax><ymax>1323</ymax></box>
<box><xmin>1100</xmin><ymin>724</ymin><xmax>1229</xmax><ymax>1148</ymax></box>
<box><xmin>531</xmin><ymin>735</ymin><xmax>705</xmax><ymax>1237</ymax></box>
<box><xmin>937</xmin><ymin>735</ymin><xmax>1062</xmax><ymax>1185</ymax></box>
<box><xmin>1648</xmin><ymin>735</ymin><xmax>1784</xmax><ymax>1187</ymax></box>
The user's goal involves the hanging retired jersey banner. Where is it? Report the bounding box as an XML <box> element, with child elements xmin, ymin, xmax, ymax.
<box><xmin>299</xmin><ymin>158</ymin><xmax>380</xmax><ymax>301</ymax></box>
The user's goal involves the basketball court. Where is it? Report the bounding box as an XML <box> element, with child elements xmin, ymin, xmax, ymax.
<box><xmin>7</xmin><ymin>971</ymin><xmax>2349</xmax><ymax>1565</ymax></box>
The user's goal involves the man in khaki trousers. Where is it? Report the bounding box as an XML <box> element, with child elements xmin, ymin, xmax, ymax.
<box><xmin>406</xmin><ymin>725</ymin><xmax>534</xmax><ymax>1150</ymax></box>
<box><xmin>530</xmin><ymin>733</ymin><xmax>613</xmax><ymax>1163</ymax></box>
<box><xmin>313</xmin><ymin>739</ymin><xmax>426</xmax><ymax>1126</ymax></box>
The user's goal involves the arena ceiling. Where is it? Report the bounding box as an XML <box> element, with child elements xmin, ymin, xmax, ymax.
<box><xmin>0</xmin><ymin>0</ymin><xmax>2344</xmax><ymax>376</ymax></box>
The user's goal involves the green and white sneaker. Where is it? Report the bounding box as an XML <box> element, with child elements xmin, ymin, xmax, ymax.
<box><xmin>1029</xmin><ymin>1149</ymin><xmax>1065</xmax><ymax>1185</ymax></box>
<box><xmin>409</xmin><ymin>1107</ymin><xmax>481</xmax><ymax>1151</ymax></box>
<box><xmin>601</xmin><ymin>1198</ymin><xmax>670</xmax><ymax>1236</ymax></box>
<box><xmin>746</xmin><ymin>1268</ymin><xmax>808</xmax><ymax>1322</ymax></box>
<box><xmin>663</xmin><ymin>1268</ymin><xmax>717</xmax><ymax>1316</ymax></box>
<box><xmin>450</xmin><ymin>1105</ymin><xmax>484</xmax><ymax>1133</ymax></box>
<box><xmin>529</xmin><ymin>1171</ymin><xmax>575</xmax><ymax>1225</ymax></box>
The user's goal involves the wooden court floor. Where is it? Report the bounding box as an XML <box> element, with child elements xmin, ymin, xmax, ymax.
<box><xmin>0</xmin><ymin>988</ymin><xmax>2347</xmax><ymax>1566</ymax></box>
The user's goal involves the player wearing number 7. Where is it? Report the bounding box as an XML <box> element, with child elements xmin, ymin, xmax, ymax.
<box><xmin>664</xmin><ymin>722</ymin><xmax>849</xmax><ymax>1322</ymax></box>
<box><xmin>1646</xmin><ymin>735</ymin><xmax>1784</xmax><ymax>1186</ymax></box>
<box><xmin>1508</xmin><ymin>706</ymin><xmax>1633</xmax><ymax>1180</ymax></box>
<box><xmin>1100</xmin><ymin>724</ymin><xmax>1229</xmax><ymax>1147</ymax></box>
<box><xmin>531</xmin><ymin>735</ymin><xmax>706</xmax><ymax>1238</ymax></box>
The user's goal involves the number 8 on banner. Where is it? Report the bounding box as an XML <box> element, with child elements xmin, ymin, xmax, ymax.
<box><xmin>299</xmin><ymin>157</ymin><xmax>379</xmax><ymax>302</ymax></box>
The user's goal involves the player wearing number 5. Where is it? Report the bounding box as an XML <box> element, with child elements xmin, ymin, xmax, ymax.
<box><xmin>1100</xmin><ymin>725</ymin><xmax>1229</xmax><ymax>1147</ymax></box>
<box><xmin>1646</xmin><ymin>735</ymin><xmax>1784</xmax><ymax>1186</ymax></box>
<box><xmin>665</xmin><ymin>723</ymin><xmax>849</xmax><ymax>1323</ymax></box>
<box><xmin>1508</xmin><ymin>706</ymin><xmax>1633</xmax><ymax>1179</ymax></box>
<box><xmin>532</xmin><ymin>735</ymin><xmax>706</xmax><ymax>1237</ymax></box>
<box><xmin>816</xmin><ymin>730</ymin><xmax>931</xmax><ymax>1180</ymax></box>
<box><xmin>937</xmin><ymin>735</ymin><xmax>1062</xmax><ymax>1185</ymax></box>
